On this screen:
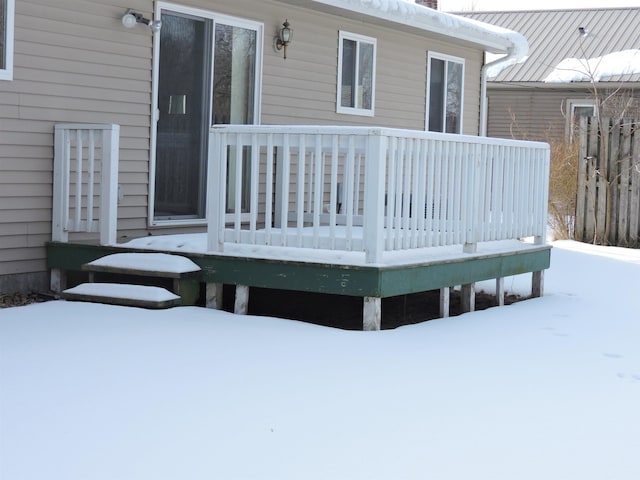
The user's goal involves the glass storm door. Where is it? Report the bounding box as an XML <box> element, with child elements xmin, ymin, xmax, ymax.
<box><xmin>154</xmin><ymin>12</ymin><xmax>210</xmax><ymax>220</ymax></box>
<box><xmin>152</xmin><ymin>7</ymin><xmax>260</xmax><ymax>222</ymax></box>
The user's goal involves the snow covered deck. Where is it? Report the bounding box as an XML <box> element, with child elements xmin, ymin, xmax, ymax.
<box><xmin>49</xmin><ymin>124</ymin><xmax>551</xmax><ymax>329</ymax></box>
<box><xmin>48</xmin><ymin>234</ymin><xmax>551</xmax><ymax>329</ymax></box>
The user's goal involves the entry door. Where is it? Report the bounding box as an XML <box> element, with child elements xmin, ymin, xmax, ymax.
<box><xmin>152</xmin><ymin>6</ymin><xmax>261</xmax><ymax>222</ymax></box>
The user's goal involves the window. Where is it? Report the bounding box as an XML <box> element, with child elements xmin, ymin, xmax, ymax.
<box><xmin>566</xmin><ymin>99</ymin><xmax>596</xmax><ymax>142</ymax></box>
<box><xmin>337</xmin><ymin>31</ymin><xmax>376</xmax><ymax>116</ymax></box>
<box><xmin>426</xmin><ymin>52</ymin><xmax>464</xmax><ymax>134</ymax></box>
<box><xmin>0</xmin><ymin>0</ymin><xmax>15</xmax><ymax>81</ymax></box>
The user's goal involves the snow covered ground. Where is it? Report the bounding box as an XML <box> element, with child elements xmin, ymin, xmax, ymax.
<box><xmin>1</xmin><ymin>240</ymin><xmax>639</xmax><ymax>480</ymax></box>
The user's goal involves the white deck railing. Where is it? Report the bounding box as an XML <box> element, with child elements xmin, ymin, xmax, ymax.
<box><xmin>208</xmin><ymin>126</ymin><xmax>550</xmax><ymax>263</ymax></box>
<box><xmin>52</xmin><ymin>124</ymin><xmax>120</xmax><ymax>245</ymax></box>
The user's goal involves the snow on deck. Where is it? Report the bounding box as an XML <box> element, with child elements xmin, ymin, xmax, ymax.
<box><xmin>122</xmin><ymin>233</ymin><xmax>547</xmax><ymax>268</ymax></box>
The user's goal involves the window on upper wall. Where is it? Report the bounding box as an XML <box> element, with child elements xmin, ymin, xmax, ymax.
<box><xmin>0</xmin><ymin>0</ymin><xmax>14</xmax><ymax>81</ymax></box>
<box><xmin>566</xmin><ymin>99</ymin><xmax>596</xmax><ymax>142</ymax></box>
<box><xmin>337</xmin><ymin>31</ymin><xmax>376</xmax><ymax>116</ymax></box>
<box><xmin>426</xmin><ymin>52</ymin><xmax>464</xmax><ymax>134</ymax></box>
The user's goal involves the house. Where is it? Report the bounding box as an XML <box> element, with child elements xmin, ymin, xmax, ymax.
<box><xmin>459</xmin><ymin>8</ymin><xmax>640</xmax><ymax>142</ymax></box>
<box><xmin>1</xmin><ymin>0</ymin><xmax>551</xmax><ymax>329</ymax></box>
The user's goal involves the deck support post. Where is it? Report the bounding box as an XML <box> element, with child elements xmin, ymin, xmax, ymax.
<box><xmin>363</xmin><ymin>297</ymin><xmax>381</xmax><ymax>331</ymax></box>
<box><xmin>460</xmin><ymin>283</ymin><xmax>475</xmax><ymax>313</ymax></box>
<box><xmin>532</xmin><ymin>270</ymin><xmax>544</xmax><ymax>298</ymax></box>
<box><xmin>50</xmin><ymin>268</ymin><xmax>67</xmax><ymax>293</ymax></box>
<box><xmin>206</xmin><ymin>283</ymin><xmax>223</xmax><ymax>310</ymax></box>
<box><xmin>496</xmin><ymin>277</ymin><xmax>505</xmax><ymax>306</ymax></box>
<box><xmin>439</xmin><ymin>287</ymin><xmax>450</xmax><ymax>318</ymax></box>
<box><xmin>234</xmin><ymin>285</ymin><xmax>249</xmax><ymax>315</ymax></box>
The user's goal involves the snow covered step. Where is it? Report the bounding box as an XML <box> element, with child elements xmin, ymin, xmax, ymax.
<box><xmin>82</xmin><ymin>252</ymin><xmax>201</xmax><ymax>278</ymax></box>
<box><xmin>62</xmin><ymin>283</ymin><xmax>181</xmax><ymax>309</ymax></box>
<box><xmin>81</xmin><ymin>253</ymin><xmax>202</xmax><ymax>305</ymax></box>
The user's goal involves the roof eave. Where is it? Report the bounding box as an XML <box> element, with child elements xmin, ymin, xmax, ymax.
<box><xmin>488</xmin><ymin>80</ymin><xmax>640</xmax><ymax>89</ymax></box>
<box><xmin>281</xmin><ymin>0</ymin><xmax>526</xmax><ymax>54</ymax></box>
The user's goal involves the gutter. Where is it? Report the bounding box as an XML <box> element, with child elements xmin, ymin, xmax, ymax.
<box><xmin>479</xmin><ymin>36</ymin><xmax>528</xmax><ymax>136</ymax></box>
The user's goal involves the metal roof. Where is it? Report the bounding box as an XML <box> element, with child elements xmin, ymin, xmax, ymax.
<box><xmin>460</xmin><ymin>8</ymin><xmax>640</xmax><ymax>84</ymax></box>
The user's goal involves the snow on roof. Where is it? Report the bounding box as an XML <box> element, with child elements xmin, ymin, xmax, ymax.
<box><xmin>460</xmin><ymin>9</ymin><xmax>640</xmax><ymax>84</ymax></box>
<box><xmin>290</xmin><ymin>0</ymin><xmax>528</xmax><ymax>55</ymax></box>
<box><xmin>544</xmin><ymin>49</ymin><xmax>640</xmax><ymax>83</ymax></box>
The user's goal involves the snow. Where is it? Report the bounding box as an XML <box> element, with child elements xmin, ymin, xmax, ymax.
<box><xmin>63</xmin><ymin>283</ymin><xmax>180</xmax><ymax>302</ymax></box>
<box><xmin>2</xmin><ymin>240</ymin><xmax>640</xmax><ymax>479</ymax></box>
<box><xmin>485</xmin><ymin>52</ymin><xmax>529</xmax><ymax>78</ymax></box>
<box><xmin>308</xmin><ymin>0</ymin><xmax>528</xmax><ymax>55</ymax></box>
<box><xmin>86</xmin><ymin>252</ymin><xmax>201</xmax><ymax>274</ymax></box>
<box><xmin>123</xmin><ymin>233</ymin><xmax>543</xmax><ymax>267</ymax></box>
<box><xmin>544</xmin><ymin>49</ymin><xmax>640</xmax><ymax>83</ymax></box>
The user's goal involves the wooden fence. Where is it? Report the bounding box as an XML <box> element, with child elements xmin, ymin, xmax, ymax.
<box><xmin>575</xmin><ymin>117</ymin><xmax>640</xmax><ymax>246</ymax></box>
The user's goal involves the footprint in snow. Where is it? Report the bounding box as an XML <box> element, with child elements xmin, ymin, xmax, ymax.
<box><xmin>541</xmin><ymin>327</ymin><xmax>569</xmax><ymax>337</ymax></box>
<box><xmin>617</xmin><ymin>373</ymin><xmax>640</xmax><ymax>383</ymax></box>
<box><xmin>603</xmin><ymin>353</ymin><xmax>623</xmax><ymax>359</ymax></box>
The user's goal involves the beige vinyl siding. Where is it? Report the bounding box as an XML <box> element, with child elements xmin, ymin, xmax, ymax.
<box><xmin>486</xmin><ymin>87</ymin><xmax>591</xmax><ymax>142</ymax></box>
<box><xmin>0</xmin><ymin>0</ymin><xmax>153</xmax><ymax>290</ymax></box>
<box><xmin>0</xmin><ymin>0</ymin><xmax>487</xmax><ymax>291</ymax></box>
<box><xmin>256</xmin><ymin>2</ymin><xmax>483</xmax><ymax>132</ymax></box>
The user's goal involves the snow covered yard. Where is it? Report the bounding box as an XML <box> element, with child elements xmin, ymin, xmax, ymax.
<box><xmin>1</xmin><ymin>240</ymin><xmax>639</xmax><ymax>480</ymax></box>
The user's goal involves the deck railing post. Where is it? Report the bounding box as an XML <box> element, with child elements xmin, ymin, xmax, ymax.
<box><xmin>464</xmin><ymin>142</ymin><xmax>479</xmax><ymax>254</ymax></box>
<box><xmin>99</xmin><ymin>124</ymin><xmax>119</xmax><ymax>246</ymax></box>
<box><xmin>207</xmin><ymin>129</ymin><xmax>226</xmax><ymax>252</ymax></box>
<box><xmin>364</xmin><ymin>130</ymin><xmax>387</xmax><ymax>263</ymax></box>
<box><xmin>52</xmin><ymin>125</ymin><xmax>69</xmax><ymax>243</ymax></box>
<box><xmin>274</xmin><ymin>139</ymin><xmax>286</xmax><ymax>229</ymax></box>
<box><xmin>535</xmin><ymin>146</ymin><xmax>551</xmax><ymax>245</ymax></box>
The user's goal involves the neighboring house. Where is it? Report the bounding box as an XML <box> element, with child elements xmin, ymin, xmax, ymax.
<box><xmin>1</xmin><ymin>0</ymin><xmax>552</xmax><ymax>328</ymax></box>
<box><xmin>460</xmin><ymin>8</ymin><xmax>640</xmax><ymax>142</ymax></box>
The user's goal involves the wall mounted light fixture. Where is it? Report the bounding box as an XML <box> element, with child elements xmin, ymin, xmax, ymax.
<box><xmin>122</xmin><ymin>9</ymin><xmax>162</xmax><ymax>34</ymax></box>
<box><xmin>275</xmin><ymin>19</ymin><xmax>293</xmax><ymax>59</ymax></box>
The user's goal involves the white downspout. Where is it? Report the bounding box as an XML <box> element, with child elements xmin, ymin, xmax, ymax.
<box><xmin>480</xmin><ymin>37</ymin><xmax>528</xmax><ymax>136</ymax></box>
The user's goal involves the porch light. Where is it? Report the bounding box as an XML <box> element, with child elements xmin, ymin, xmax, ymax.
<box><xmin>275</xmin><ymin>19</ymin><xmax>293</xmax><ymax>59</ymax></box>
<box><xmin>122</xmin><ymin>9</ymin><xmax>162</xmax><ymax>34</ymax></box>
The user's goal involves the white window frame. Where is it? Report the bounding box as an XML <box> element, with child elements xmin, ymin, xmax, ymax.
<box><xmin>426</xmin><ymin>52</ymin><xmax>465</xmax><ymax>134</ymax></box>
<box><xmin>149</xmin><ymin>2</ymin><xmax>263</xmax><ymax>227</ymax></box>
<box><xmin>336</xmin><ymin>31</ymin><xmax>376</xmax><ymax>117</ymax></box>
<box><xmin>566</xmin><ymin>99</ymin><xmax>597</xmax><ymax>142</ymax></box>
<box><xmin>0</xmin><ymin>0</ymin><xmax>15</xmax><ymax>81</ymax></box>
